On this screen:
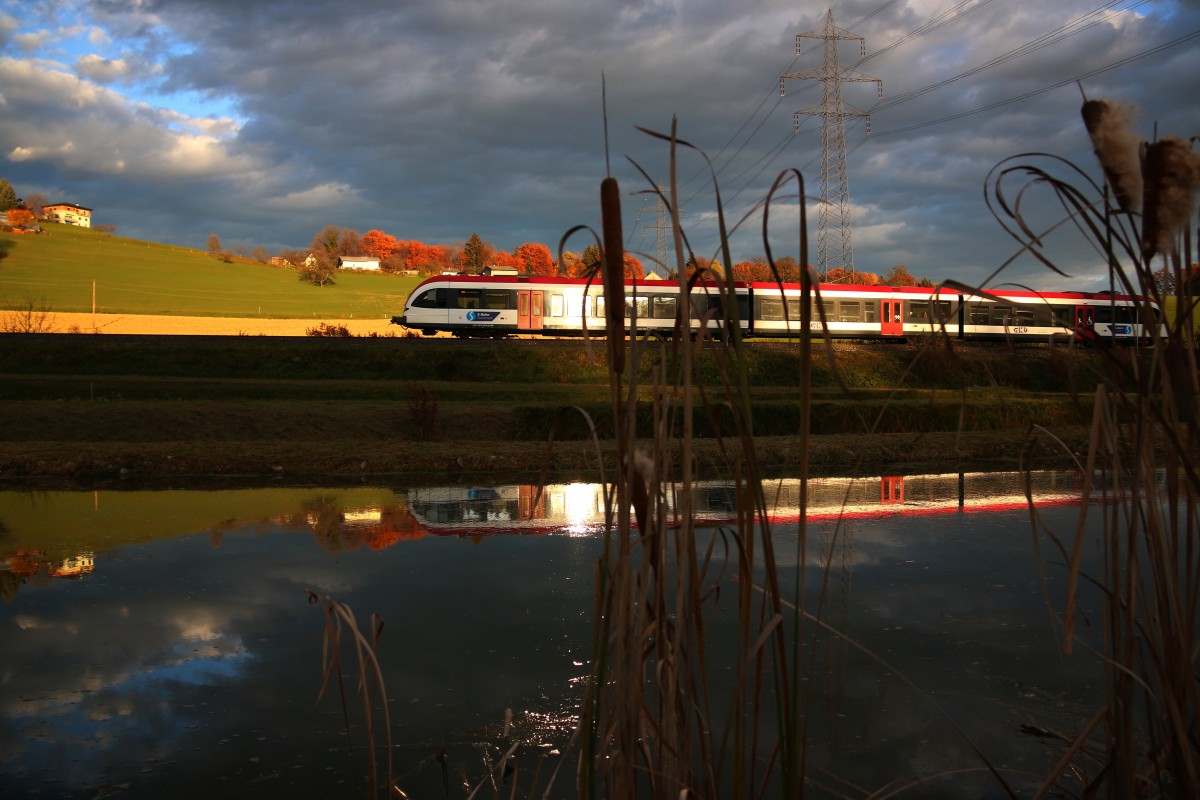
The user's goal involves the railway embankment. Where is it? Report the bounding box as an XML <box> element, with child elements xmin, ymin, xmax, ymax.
<box><xmin>0</xmin><ymin>333</ymin><xmax>1137</xmax><ymax>483</ymax></box>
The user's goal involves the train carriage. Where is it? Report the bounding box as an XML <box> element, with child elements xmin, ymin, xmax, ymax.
<box><xmin>395</xmin><ymin>274</ymin><xmax>751</xmax><ymax>338</ymax></box>
<box><xmin>393</xmin><ymin>274</ymin><xmax>1162</xmax><ymax>342</ymax></box>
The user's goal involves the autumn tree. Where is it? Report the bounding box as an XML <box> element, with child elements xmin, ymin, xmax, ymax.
<box><xmin>300</xmin><ymin>250</ymin><xmax>337</xmax><ymax>287</ymax></box>
<box><xmin>405</xmin><ymin>240</ymin><xmax>452</xmax><ymax>274</ymax></box>
<box><xmin>0</xmin><ymin>179</ymin><xmax>16</xmax><ymax>212</ymax></box>
<box><xmin>516</xmin><ymin>242</ymin><xmax>555</xmax><ymax>276</ymax></box>
<box><xmin>489</xmin><ymin>249</ymin><xmax>519</xmax><ymax>270</ymax></box>
<box><xmin>825</xmin><ymin>266</ymin><xmax>881</xmax><ymax>285</ymax></box>
<box><xmin>207</xmin><ymin>233</ymin><xmax>221</xmax><ymax>254</ymax></box>
<box><xmin>882</xmin><ymin>264</ymin><xmax>917</xmax><ymax>287</ymax></box>
<box><xmin>23</xmin><ymin>193</ymin><xmax>46</xmax><ymax>218</ymax></box>
<box><xmin>559</xmin><ymin>250</ymin><xmax>582</xmax><ymax>277</ymax></box>
<box><xmin>361</xmin><ymin>229</ymin><xmax>401</xmax><ymax>261</ymax></box>
<box><xmin>338</xmin><ymin>229</ymin><xmax>363</xmax><ymax>257</ymax></box>
<box><xmin>7</xmin><ymin>208</ymin><xmax>34</xmax><ymax>228</ymax></box>
<box><xmin>623</xmin><ymin>253</ymin><xmax>645</xmax><ymax>280</ymax></box>
<box><xmin>311</xmin><ymin>225</ymin><xmax>341</xmax><ymax>259</ymax></box>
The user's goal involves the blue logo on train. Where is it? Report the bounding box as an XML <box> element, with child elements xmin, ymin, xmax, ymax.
<box><xmin>466</xmin><ymin>311</ymin><xmax>500</xmax><ymax>322</ymax></box>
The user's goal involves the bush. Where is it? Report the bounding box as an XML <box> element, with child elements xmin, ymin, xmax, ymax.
<box><xmin>305</xmin><ymin>322</ymin><xmax>352</xmax><ymax>337</ymax></box>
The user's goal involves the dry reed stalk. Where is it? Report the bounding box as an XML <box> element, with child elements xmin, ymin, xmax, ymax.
<box><xmin>306</xmin><ymin>589</ymin><xmax>395</xmax><ymax>798</ymax></box>
<box><xmin>991</xmin><ymin>98</ymin><xmax>1200</xmax><ymax>797</ymax></box>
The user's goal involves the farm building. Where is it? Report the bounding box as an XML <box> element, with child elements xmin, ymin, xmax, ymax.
<box><xmin>339</xmin><ymin>256</ymin><xmax>381</xmax><ymax>271</ymax></box>
<box><xmin>44</xmin><ymin>202</ymin><xmax>92</xmax><ymax>227</ymax></box>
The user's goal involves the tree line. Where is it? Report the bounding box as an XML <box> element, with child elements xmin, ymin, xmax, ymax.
<box><xmin>241</xmin><ymin>222</ymin><xmax>943</xmax><ymax>288</ymax></box>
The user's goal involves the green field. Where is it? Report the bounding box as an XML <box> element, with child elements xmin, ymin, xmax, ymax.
<box><xmin>0</xmin><ymin>223</ymin><xmax>423</xmax><ymax>319</ymax></box>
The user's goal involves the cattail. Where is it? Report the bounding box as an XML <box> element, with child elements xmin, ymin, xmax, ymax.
<box><xmin>600</xmin><ymin>177</ymin><xmax>626</xmax><ymax>375</ymax></box>
<box><xmin>1081</xmin><ymin>99</ymin><xmax>1143</xmax><ymax>214</ymax></box>
<box><xmin>1141</xmin><ymin>136</ymin><xmax>1200</xmax><ymax>261</ymax></box>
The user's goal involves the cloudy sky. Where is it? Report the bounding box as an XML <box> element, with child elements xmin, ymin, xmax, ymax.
<box><xmin>1</xmin><ymin>0</ymin><xmax>1196</xmax><ymax>289</ymax></box>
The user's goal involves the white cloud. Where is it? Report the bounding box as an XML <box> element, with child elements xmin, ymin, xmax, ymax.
<box><xmin>74</xmin><ymin>53</ymin><xmax>131</xmax><ymax>83</ymax></box>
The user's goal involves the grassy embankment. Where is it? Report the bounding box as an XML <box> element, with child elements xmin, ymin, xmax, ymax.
<box><xmin>0</xmin><ymin>331</ymin><xmax>1109</xmax><ymax>482</ymax></box>
<box><xmin>0</xmin><ymin>222</ymin><xmax>421</xmax><ymax>325</ymax></box>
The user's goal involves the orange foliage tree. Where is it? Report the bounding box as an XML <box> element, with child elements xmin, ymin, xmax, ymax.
<box><xmin>6</xmin><ymin>208</ymin><xmax>35</xmax><ymax>228</ymax></box>
<box><xmin>489</xmin><ymin>250</ymin><xmax>519</xmax><ymax>269</ymax></box>
<box><xmin>824</xmin><ymin>267</ymin><xmax>881</xmax><ymax>285</ymax></box>
<box><xmin>404</xmin><ymin>241</ymin><xmax>452</xmax><ymax>274</ymax></box>
<box><xmin>516</xmin><ymin>242</ymin><xmax>555</xmax><ymax>276</ymax></box>
<box><xmin>360</xmin><ymin>229</ymin><xmax>401</xmax><ymax>261</ymax></box>
<box><xmin>624</xmin><ymin>253</ymin><xmax>645</xmax><ymax>280</ymax></box>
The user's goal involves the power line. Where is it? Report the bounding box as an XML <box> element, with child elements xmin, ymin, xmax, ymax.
<box><xmin>873</xmin><ymin>27</ymin><xmax>1200</xmax><ymax>137</ymax></box>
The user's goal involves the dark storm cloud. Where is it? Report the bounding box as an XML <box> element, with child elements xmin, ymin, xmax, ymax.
<box><xmin>1</xmin><ymin>0</ymin><xmax>1197</xmax><ymax>286</ymax></box>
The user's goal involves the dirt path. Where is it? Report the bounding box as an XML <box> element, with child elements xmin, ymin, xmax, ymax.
<box><xmin>43</xmin><ymin>312</ymin><xmax>404</xmax><ymax>337</ymax></box>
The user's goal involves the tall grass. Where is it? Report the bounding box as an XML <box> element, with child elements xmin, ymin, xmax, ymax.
<box><xmin>985</xmin><ymin>98</ymin><xmax>1200</xmax><ymax>797</ymax></box>
<box><xmin>570</xmin><ymin>118</ymin><xmax>832</xmax><ymax>799</ymax></box>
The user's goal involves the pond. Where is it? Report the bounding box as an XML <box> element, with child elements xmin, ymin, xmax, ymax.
<box><xmin>0</xmin><ymin>470</ymin><xmax>1111</xmax><ymax>798</ymax></box>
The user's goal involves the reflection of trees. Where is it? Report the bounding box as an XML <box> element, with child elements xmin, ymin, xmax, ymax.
<box><xmin>287</xmin><ymin>495</ymin><xmax>361</xmax><ymax>554</ymax></box>
<box><xmin>0</xmin><ymin>570</ymin><xmax>21</xmax><ymax>602</ymax></box>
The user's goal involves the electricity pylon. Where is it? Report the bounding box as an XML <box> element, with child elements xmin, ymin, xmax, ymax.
<box><xmin>780</xmin><ymin>9</ymin><xmax>882</xmax><ymax>279</ymax></box>
<box><xmin>635</xmin><ymin>183</ymin><xmax>681</xmax><ymax>277</ymax></box>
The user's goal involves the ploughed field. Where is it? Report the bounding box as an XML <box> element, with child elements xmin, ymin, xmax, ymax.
<box><xmin>0</xmin><ymin>330</ymin><xmax>1110</xmax><ymax>483</ymax></box>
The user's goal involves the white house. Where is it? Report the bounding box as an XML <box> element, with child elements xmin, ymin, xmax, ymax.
<box><xmin>339</xmin><ymin>256</ymin><xmax>380</xmax><ymax>271</ymax></box>
<box><xmin>483</xmin><ymin>265</ymin><xmax>519</xmax><ymax>276</ymax></box>
<box><xmin>44</xmin><ymin>202</ymin><xmax>92</xmax><ymax>228</ymax></box>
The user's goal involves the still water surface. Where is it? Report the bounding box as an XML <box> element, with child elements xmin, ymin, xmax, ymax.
<box><xmin>1</xmin><ymin>471</ymin><xmax>1108</xmax><ymax>798</ymax></box>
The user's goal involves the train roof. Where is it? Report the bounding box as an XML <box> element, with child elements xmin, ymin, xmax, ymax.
<box><xmin>411</xmin><ymin>274</ymin><xmax>747</xmax><ymax>289</ymax></box>
<box><xmin>407</xmin><ymin>273</ymin><xmax>1148</xmax><ymax>303</ymax></box>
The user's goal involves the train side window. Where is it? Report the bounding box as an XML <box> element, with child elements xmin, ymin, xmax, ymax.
<box><xmin>1115</xmin><ymin>306</ymin><xmax>1135</xmax><ymax>324</ymax></box>
<box><xmin>1053</xmin><ymin>306</ymin><xmax>1072</xmax><ymax>326</ymax></box>
<box><xmin>862</xmin><ymin>302</ymin><xmax>876</xmax><ymax>322</ymax></box>
<box><xmin>583</xmin><ymin>295</ymin><xmax>594</xmax><ymax>317</ymax></box>
<box><xmin>992</xmin><ymin>306</ymin><xmax>1013</xmax><ymax>325</ymax></box>
<box><xmin>517</xmin><ymin>293</ymin><xmax>529</xmax><ymax>316</ymax></box>
<box><xmin>412</xmin><ymin>289</ymin><xmax>448</xmax><ymax>309</ymax></box>
<box><xmin>970</xmin><ymin>304</ymin><xmax>990</xmax><ymax>324</ymax></box>
<box><xmin>759</xmin><ymin>297</ymin><xmax>783</xmax><ymax>321</ymax></box>
<box><xmin>839</xmin><ymin>301</ymin><xmax>862</xmax><ymax>322</ymax></box>
<box><xmin>1094</xmin><ymin>306</ymin><xmax>1113</xmax><ymax>324</ymax></box>
<box><xmin>819</xmin><ymin>300</ymin><xmax>835</xmax><ymax>320</ymax></box>
<box><xmin>652</xmin><ymin>295</ymin><xmax>677</xmax><ymax>319</ymax></box>
<box><xmin>786</xmin><ymin>299</ymin><xmax>801</xmax><ymax>320</ymax></box>
<box><xmin>625</xmin><ymin>296</ymin><xmax>649</xmax><ymax>319</ymax></box>
<box><xmin>1014</xmin><ymin>308</ymin><xmax>1035</xmax><ymax>325</ymax></box>
<box><xmin>596</xmin><ymin>297</ymin><xmax>605</xmax><ymax>318</ymax></box>
<box><xmin>484</xmin><ymin>290</ymin><xmax>512</xmax><ymax>310</ymax></box>
<box><xmin>932</xmin><ymin>301</ymin><xmax>952</xmax><ymax>322</ymax></box>
<box><xmin>549</xmin><ymin>293</ymin><xmax>564</xmax><ymax>317</ymax></box>
<box><xmin>909</xmin><ymin>301</ymin><xmax>930</xmax><ymax>321</ymax></box>
<box><xmin>456</xmin><ymin>289</ymin><xmax>481</xmax><ymax>309</ymax></box>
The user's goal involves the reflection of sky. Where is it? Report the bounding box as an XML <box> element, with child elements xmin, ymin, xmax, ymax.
<box><xmin>0</xmin><ymin>483</ymin><xmax>1115</xmax><ymax>799</ymax></box>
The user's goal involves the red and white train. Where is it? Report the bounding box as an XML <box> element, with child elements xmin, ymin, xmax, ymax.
<box><xmin>391</xmin><ymin>274</ymin><xmax>1162</xmax><ymax>342</ymax></box>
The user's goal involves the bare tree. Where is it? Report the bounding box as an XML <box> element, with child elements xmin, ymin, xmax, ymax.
<box><xmin>1</xmin><ymin>296</ymin><xmax>55</xmax><ymax>333</ymax></box>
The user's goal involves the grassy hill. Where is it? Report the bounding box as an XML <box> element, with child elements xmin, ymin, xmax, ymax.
<box><xmin>0</xmin><ymin>222</ymin><xmax>423</xmax><ymax>319</ymax></box>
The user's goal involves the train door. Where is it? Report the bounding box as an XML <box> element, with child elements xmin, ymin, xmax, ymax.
<box><xmin>1074</xmin><ymin>305</ymin><xmax>1095</xmax><ymax>340</ymax></box>
<box><xmin>881</xmin><ymin>299</ymin><xmax>904</xmax><ymax>336</ymax></box>
<box><xmin>518</xmin><ymin>290</ymin><xmax>544</xmax><ymax>331</ymax></box>
<box><xmin>880</xmin><ymin>476</ymin><xmax>905</xmax><ymax>504</ymax></box>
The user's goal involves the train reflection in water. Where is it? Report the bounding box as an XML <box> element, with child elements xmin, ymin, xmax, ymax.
<box><xmin>405</xmin><ymin>470</ymin><xmax>1089</xmax><ymax>537</ymax></box>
